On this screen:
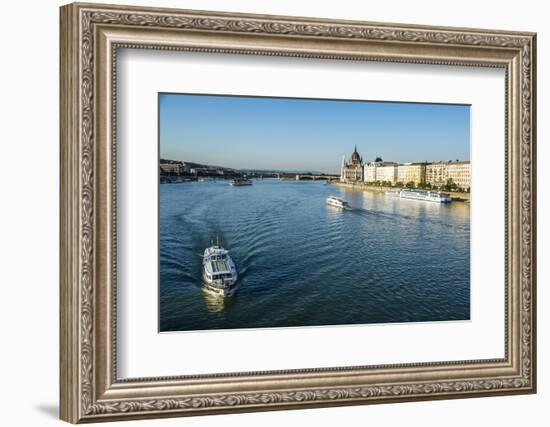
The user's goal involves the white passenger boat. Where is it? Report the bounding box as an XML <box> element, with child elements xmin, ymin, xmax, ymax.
<box><xmin>229</xmin><ymin>178</ymin><xmax>252</xmax><ymax>186</ymax></box>
<box><xmin>326</xmin><ymin>195</ymin><xmax>350</xmax><ymax>209</ymax></box>
<box><xmin>385</xmin><ymin>189</ymin><xmax>452</xmax><ymax>203</ymax></box>
<box><xmin>202</xmin><ymin>240</ymin><xmax>238</xmax><ymax>297</ymax></box>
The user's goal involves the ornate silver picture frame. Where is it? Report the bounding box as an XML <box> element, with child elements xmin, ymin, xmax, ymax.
<box><xmin>60</xmin><ymin>2</ymin><xmax>536</xmax><ymax>423</ymax></box>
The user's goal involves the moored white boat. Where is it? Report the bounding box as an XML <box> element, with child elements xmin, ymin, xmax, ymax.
<box><xmin>202</xmin><ymin>240</ymin><xmax>238</xmax><ymax>297</ymax></box>
<box><xmin>229</xmin><ymin>178</ymin><xmax>252</xmax><ymax>186</ymax></box>
<box><xmin>326</xmin><ymin>195</ymin><xmax>350</xmax><ymax>209</ymax></box>
<box><xmin>385</xmin><ymin>189</ymin><xmax>452</xmax><ymax>203</ymax></box>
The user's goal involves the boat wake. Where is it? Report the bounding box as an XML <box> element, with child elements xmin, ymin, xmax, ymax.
<box><xmin>347</xmin><ymin>206</ymin><xmax>458</xmax><ymax>230</ymax></box>
<box><xmin>346</xmin><ymin>206</ymin><xmax>415</xmax><ymax>222</ymax></box>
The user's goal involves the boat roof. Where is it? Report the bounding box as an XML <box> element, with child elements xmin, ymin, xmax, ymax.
<box><xmin>205</xmin><ymin>260</ymin><xmax>232</xmax><ymax>274</ymax></box>
<box><xmin>400</xmin><ymin>189</ymin><xmax>451</xmax><ymax>197</ymax></box>
<box><xmin>205</xmin><ymin>245</ymin><xmax>228</xmax><ymax>255</ymax></box>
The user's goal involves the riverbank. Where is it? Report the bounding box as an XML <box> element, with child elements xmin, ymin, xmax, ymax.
<box><xmin>332</xmin><ymin>182</ymin><xmax>470</xmax><ymax>202</ymax></box>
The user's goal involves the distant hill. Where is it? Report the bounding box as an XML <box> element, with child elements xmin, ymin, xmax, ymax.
<box><xmin>234</xmin><ymin>168</ymin><xmax>327</xmax><ymax>175</ymax></box>
<box><xmin>159</xmin><ymin>158</ymin><xmax>183</xmax><ymax>165</ymax></box>
<box><xmin>160</xmin><ymin>158</ymin><xmax>332</xmax><ymax>175</ymax></box>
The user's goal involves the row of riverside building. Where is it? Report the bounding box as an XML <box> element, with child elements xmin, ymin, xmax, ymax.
<box><xmin>340</xmin><ymin>146</ymin><xmax>470</xmax><ymax>191</ymax></box>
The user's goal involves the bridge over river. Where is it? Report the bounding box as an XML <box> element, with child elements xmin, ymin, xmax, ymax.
<box><xmin>277</xmin><ymin>173</ymin><xmax>340</xmax><ymax>181</ymax></box>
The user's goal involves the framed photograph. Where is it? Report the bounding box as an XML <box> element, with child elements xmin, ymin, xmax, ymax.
<box><xmin>60</xmin><ymin>2</ymin><xmax>537</xmax><ymax>423</ymax></box>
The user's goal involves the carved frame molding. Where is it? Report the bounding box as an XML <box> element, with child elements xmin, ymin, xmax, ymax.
<box><xmin>60</xmin><ymin>2</ymin><xmax>536</xmax><ymax>423</ymax></box>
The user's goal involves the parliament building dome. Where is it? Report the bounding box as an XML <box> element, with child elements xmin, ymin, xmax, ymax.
<box><xmin>350</xmin><ymin>145</ymin><xmax>363</xmax><ymax>164</ymax></box>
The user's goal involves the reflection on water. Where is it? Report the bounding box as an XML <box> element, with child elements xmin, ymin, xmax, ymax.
<box><xmin>159</xmin><ymin>180</ymin><xmax>470</xmax><ymax>332</ymax></box>
<box><xmin>202</xmin><ymin>290</ymin><xmax>236</xmax><ymax>314</ymax></box>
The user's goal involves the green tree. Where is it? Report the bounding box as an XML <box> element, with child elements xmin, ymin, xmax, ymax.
<box><xmin>444</xmin><ymin>178</ymin><xmax>458</xmax><ymax>191</ymax></box>
<box><xmin>406</xmin><ymin>181</ymin><xmax>415</xmax><ymax>188</ymax></box>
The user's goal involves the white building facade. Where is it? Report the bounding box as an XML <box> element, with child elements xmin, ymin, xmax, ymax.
<box><xmin>364</xmin><ymin>160</ymin><xmax>398</xmax><ymax>183</ymax></box>
<box><xmin>426</xmin><ymin>161</ymin><xmax>471</xmax><ymax>190</ymax></box>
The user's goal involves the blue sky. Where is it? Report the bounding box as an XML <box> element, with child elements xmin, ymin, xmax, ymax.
<box><xmin>159</xmin><ymin>93</ymin><xmax>470</xmax><ymax>174</ymax></box>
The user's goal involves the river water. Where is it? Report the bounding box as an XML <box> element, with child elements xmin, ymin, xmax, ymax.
<box><xmin>159</xmin><ymin>179</ymin><xmax>470</xmax><ymax>332</ymax></box>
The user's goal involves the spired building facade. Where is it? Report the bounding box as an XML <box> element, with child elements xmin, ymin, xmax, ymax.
<box><xmin>340</xmin><ymin>147</ymin><xmax>471</xmax><ymax>190</ymax></box>
<box><xmin>340</xmin><ymin>146</ymin><xmax>365</xmax><ymax>183</ymax></box>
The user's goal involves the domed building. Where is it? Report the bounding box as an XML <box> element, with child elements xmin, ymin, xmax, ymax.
<box><xmin>340</xmin><ymin>146</ymin><xmax>364</xmax><ymax>183</ymax></box>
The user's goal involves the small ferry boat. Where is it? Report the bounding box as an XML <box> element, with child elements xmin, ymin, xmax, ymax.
<box><xmin>202</xmin><ymin>240</ymin><xmax>238</xmax><ymax>297</ymax></box>
<box><xmin>385</xmin><ymin>189</ymin><xmax>452</xmax><ymax>203</ymax></box>
<box><xmin>229</xmin><ymin>178</ymin><xmax>252</xmax><ymax>186</ymax></box>
<box><xmin>326</xmin><ymin>195</ymin><xmax>350</xmax><ymax>209</ymax></box>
